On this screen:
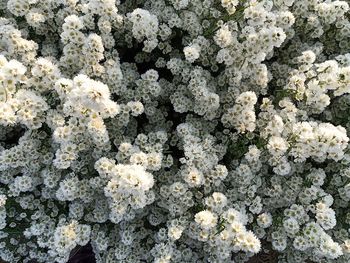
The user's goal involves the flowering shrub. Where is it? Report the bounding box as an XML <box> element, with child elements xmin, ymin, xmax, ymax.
<box><xmin>1</xmin><ymin>0</ymin><xmax>350</xmax><ymax>262</ymax></box>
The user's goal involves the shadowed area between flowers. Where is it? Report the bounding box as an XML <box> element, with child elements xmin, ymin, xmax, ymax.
<box><xmin>65</xmin><ymin>243</ymin><xmax>280</xmax><ymax>263</ymax></box>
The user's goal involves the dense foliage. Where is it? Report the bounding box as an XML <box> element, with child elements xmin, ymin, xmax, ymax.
<box><xmin>1</xmin><ymin>0</ymin><xmax>350</xmax><ymax>262</ymax></box>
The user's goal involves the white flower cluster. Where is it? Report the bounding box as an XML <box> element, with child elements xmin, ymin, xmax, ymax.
<box><xmin>222</xmin><ymin>91</ymin><xmax>258</xmax><ymax>133</ymax></box>
<box><xmin>95</xmin><ymin>157</ymin><xmax>154</xmax><ymax>223</ymax></box>
<box><xmin>192</xmin><ymin>206</ymin><xmax>261</xmax><ymax>260</ymax></box>
<box><xmin>128</xmin><ymin>9</ymin><xmax>159</xmax><ymax>52</ymax></box>
<box><xmin>289</xmin><ymin>122</ymin><xmax>349</xmax><ymax>162</ymax></box>
<box><xmin>0</xmin><ymin>56</ymin><xmax>49</xmax><ymax>128</ymax></box>
<box><xmin>285</xmin><ymin>53</ymin><xmax>350</xmax><ymax>113</ymax></box>
<box><xmin>0</xmin><ymin>0</ymin><xmax>350</xmax><ymax>263</ymax></box>
<box><xmin>50</xmin><ymin>220</ymin><xmax>91</xmax><ymax>263</ymax></box>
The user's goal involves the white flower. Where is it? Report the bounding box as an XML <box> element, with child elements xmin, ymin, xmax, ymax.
<box><xmin>2</xmin><ymin>59</ymin><xmax>26</xmax><ymax>82</ymax></box>
<box><xmin>183</xmin><ymin>166</ymin><xmax>204</xmax><ymax>187</ymax></box>
<box><xmin>214</xmin><ymin>25</ymin><xmax>233</xmax><ymax>48</ymax></box>
<box><xmin>0</xmin><ymin>195</ymin><xmax>7</xmax><ymax>208</ymax></box>
<box><xmin>267</xmin><ymin>136</ymin><xmax>289</xmax><ymax>156</ymax></box>
<box><xmin>221</xmin><ymin>91</ymin><xmax>257</xmax><ymax>133</ymax></box>
<box><xmin>168</xmin><ymin>225</ymin><xmax>184</xmax><ymax>240</ymax></box>
<box><xmin>128</xmin><ymin>8</ymin><xmax>159</xmax><ymax>41</ymax></box>
<box><xmin>257</xmin><ymin>212</ymin><xmax>273</xmax><ymax>228</ymax></box>
<box><xmin>195</xmin><ymin>210</ymin><xmax>218</xmax><ymax>229</ymax></box>
<box><xmin>184</xmin><ymin>44</ymin><xmax>201</xmax><ymax>63</ymax></box>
